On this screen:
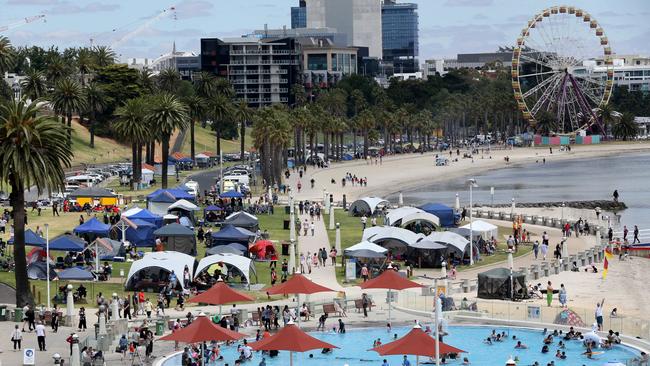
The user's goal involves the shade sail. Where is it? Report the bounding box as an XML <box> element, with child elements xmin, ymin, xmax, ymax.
<box><xmin>370</xmin><ymin>326</ymin><xmax>465</xmax><ymax>358</ymax></box>
<box><xmin>249</xmin><ymin>323</ymin><xmax>338</xmax><ymax>352</ymax></box>
<box><xmin>266</xmin><ymin>273</ymin><xmax>334</xmax><ymax>295</ymax></box>
<box><xmin>220</xmin><ymin>190</ymin><xmax>243</xmax><ymax>198</ymax></box>
<box><xmin>160</xmin><ymin>315</ymin><xmax>245</xmax><ymax>343</ymax></box>
<box><xmin>195</xmin><ymin>253</ymin><xmax>256</xmax><ymax>284</ymax></box>
<box><xmin>360</xmin><ymin>268</ymin><xmax>423</xmax><ymax>291</ymax></box>
<box><xmin>49</xmin><ymin>235</ymin><xmax>85</xmax><ymax>252</ymax></box>
<box><xmin>58</xmin><ymin>267</ymin><xmax>95</xmax><ymax>281</ymax></box>
<box><xmin>73</xmin><ymin>217</ymin><xmax>110</xmax><ymax>236</ymax></box>
<box><xmin>188</xmin><ymin>280</ymin><xmax>254</xmax><ymax>305</ymax></box>
<box><xmin>8</xmin><ymin>229</ymin><xmax>46</xmax><ymax>246</ymax></box>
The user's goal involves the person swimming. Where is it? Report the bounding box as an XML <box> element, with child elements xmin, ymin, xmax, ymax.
<box><xmin>515</xmin><ymin>341</ymin><xmax>527</xmax><ymax>349</ymax></box>
<box><xmin>541</xmin><ymin>345</ymin><xmax>550</xmax><ymax>353</ymax></box>
<box><xmin>484</xmin><ymin>337</ymin><xmax>493</xmax><ymax>345</ymax></box>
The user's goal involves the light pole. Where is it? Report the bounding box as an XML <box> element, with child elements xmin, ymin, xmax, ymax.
<box><xmin>508</xmin><ymin>249</ymin><xmax>514</xmax><ymax>301</ymax></box>
<box><xmin>510</xmin><ymin>197</ymin><xmax>515</xmax><ymax>217</ymax></box>
<box><xmin>561</xmin><ymin>202</ymin><xmax>565</xmax><ymax>222</ymax></box>
<box><xmin>434</xmin><ymin>277</ymin><xmax>443</xmax><ymax>366</ymax></box>
<box><xmin>45</xmin><ymin>223</ymin><xmax>51</xmax><ymax>310</ymax></box>
<box><xmin>490</xmin><ymin>187</ymin><xmax>495</xmax><ymax>206</ymax></box>
<box><xmin>467</xmin><ymin>179</ymin><xmax>478</xmax><ymax>265</ymax></box>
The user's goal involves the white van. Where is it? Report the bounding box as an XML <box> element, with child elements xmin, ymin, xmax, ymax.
<box><xmin>223</xmin><ymin>175</ymin><xmax>250</xmax><ymax>186</ymax></box>
<box><xmin>184</xmin><ymin>180</ymin><xmax>200</xmax><ymax>197</ymax></box>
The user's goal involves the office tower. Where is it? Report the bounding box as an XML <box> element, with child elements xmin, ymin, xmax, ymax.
<box><xmin>382</xmin><ymin>0</ymin><xmax>419</xmax><ymax>73</ymax></box>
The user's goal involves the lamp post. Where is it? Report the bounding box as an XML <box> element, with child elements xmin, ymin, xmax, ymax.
<box><xmin>45</xmin><ymin>223</ymin><xmax>51</xmax><ymax>310</ymax></box>
<box><xmin>434</xmin><ymin>277</ymin><xmax>443</xmax><ymax>366</ymax></box>
<box><xmin>467</xmin><ymin>179</ymin><xmax>478</xmax><ymax>265</ymax></box>
<box><xmin>70</xmin><ymin>333</ymin><xmax>81</xmax><ymax>366</ymax></box>
<box><xmin>289</xmin><ymin>190</ymin><xmax>296</xmax><ymax>243</ymax></box>
<box><xmin>329</xmin><ymin>205</ymin><xmax>335</xmax><ymax>230</ymax></box>
<box><xmin>288</xmin><ymin>239</ymin><xmax>296</xmax><ymax>274</ymax></box>
<box><xmin>490</xmin><ymin>187</ymin><xmax>495</xmax><ymax>206</ymax></box>
<box><xmin>507</xmin><ymin>249</ymin><xmax>514</xmax><ymax>301</ymax></box>
<box><xmin>561</xmin><ymin>202</ymin><xmax>565</xmax><ymax>223</ymax></box>
<box><xmin>335</xmin><ymin>223</ymin><xmax>341</xmax><ymax>253</ymax></box>
<box><xmin>511</xmin><ymin>197</ymin><xmax>515</xmax><ymax>217</ymax></box>
<box><xmin>112</xmin><ymin>293</ymin><xmax>120</xmax><ymax>320</ymax></box>
<box><xmin>98</xmin><ymin>304</ymin><xmax>107</xmax><ymax>335</ymax></box>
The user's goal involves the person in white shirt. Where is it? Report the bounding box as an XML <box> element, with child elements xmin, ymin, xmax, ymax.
<box><xmin>35</xmin><ymin>321</ymin><xmax>46</xmax><ymax>351</ymax></box>
<box><xmin>11</xmin><ymin>324</ymin><xmax>22</xmax><ymax>350</ymax></box>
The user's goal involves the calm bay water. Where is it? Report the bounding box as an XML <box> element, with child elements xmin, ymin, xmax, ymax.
<box><xmin>392</xmin><ymin>152</ymin><xmax>650</xmax><ymax>229</ymax></box>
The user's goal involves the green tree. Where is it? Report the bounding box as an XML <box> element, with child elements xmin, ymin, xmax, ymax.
<box><xmin>92</xmin><ymin>46</ymin><xmax>116</xmax><ymax>67</ymax></box>
<box><xmin>147</xmin><ymin>93</ymin><xmax>189</xmax><ymax>188</ymax></box>
<box><xmin>76</xmin><ymin>47</ymin><xmax>95</xmax><ymax>86</ymax></box>
<box><xmin>157</xmin><ymin>68</ymin><xmax>181</xmax><ymax>94</ymax></box>
<box><xmin>597</xmin><ymin>103</ymin><xmax>617</xmax><ymax>136</ymax></box>
<box><xmin>0</xmin><ymin>99</ymin><xmax>73</xmax><ymax>306</ymax></box>
<box><xmin>357</xmin><ymin>109</ymin><xmax>375</xmax><ymax>159</ymax></box>
<box><xmin>113</xmin><ymin>97</ymin><xmax>150</xmax><ymax>189</ymax></box>
<box><xmin>0</xmin><ymin>36</ymin><xmax>15</xmax><ymax>74</ymax></box>
<box><xmin>234</xmin><ymin>100</ymin><xmax>253</xmax><ymax>161</ymax></box>
<box><xmin>51</xmin><ymin>78</ymin><xmax>87</xmax><ymax>143</ymax></box>
<box><xmin>84</xmin><ymin>82</ymin><xmax>107</xmax><ymax>148</ymax></box>
<box><xmin>45</xmin><ymin>57</ymin><xmax>70</xmax><ymax>87</ymax></box>
<box><xmin>20</xmin><ymin>70</ymin><xmax>47</xmax><ymax>100</ymax></box>
<box><xmin>534</xmin><ymin>111</ymin><xmax>555</xmax><ymax>135</ymax></box>
<box><xmin>612</xmin><ymin>112</ymin><xmax>638</xmax><ymax>141</ymax></box>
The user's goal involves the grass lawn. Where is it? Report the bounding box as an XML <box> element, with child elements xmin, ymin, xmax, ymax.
<box><xmin>181</xmin><ymin>124</ymin><xmax>253</xmax><ymax>156</ymax></box>
<box><xmin>70</xmin><ymin>120</ymin><xmax>131</xmax><ymax>166</ymax></box>
<box><xmin>0</xmin><ymin>205</ymin><xmax>296</xmax><ymax>306</ymax></box>
<box><xmin>104</xmin><ymin>170</ymin><xmax>197</xmax><ymax>200</ymax></box>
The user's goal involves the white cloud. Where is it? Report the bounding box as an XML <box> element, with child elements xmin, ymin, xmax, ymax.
<box><xmin>174</xmin><ymin>0</ymin><xmax>214</xmax><ymax>19</ymax></box>
<box><xmin>47</xmin><ymin>2</ymin><xmax>120</xmax><ymax>14</ymax></box>
<box><xmin>443</xmin><ymin>0</ymin><xmax>494</xmax><ymax>7</ymax></box>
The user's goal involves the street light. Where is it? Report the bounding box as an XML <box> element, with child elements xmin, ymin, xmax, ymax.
<box><xmin>561</xmin><ymin>202</ymin><xmax>566</xmax><ymax>223</ymax></box>
<box><xmin>45</xmin><ymin>223</ymin><xmax>50</xmax><ymax>310</ymax></box>
<box><xmin>467</xmin><ymin>178</ymin><xmax>478</xmax><ymax>265</ymax></box>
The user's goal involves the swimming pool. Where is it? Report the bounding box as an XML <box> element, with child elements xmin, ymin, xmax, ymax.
<box><xmin>160</xmin><ymin>325</ymin><xmax>641</xmax><ymax>366</ymax></box>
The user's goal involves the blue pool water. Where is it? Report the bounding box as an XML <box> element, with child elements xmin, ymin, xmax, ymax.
<box><xmin>161</xmin><ymin>325</ymin><xmax>640</xmax><ymax>366</ymax></box>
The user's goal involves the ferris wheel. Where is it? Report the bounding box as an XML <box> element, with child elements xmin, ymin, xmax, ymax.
<box><xmin>511</xmin><ymin>6</ymin><xmax>614</xmax><ymax>134</ymax></box>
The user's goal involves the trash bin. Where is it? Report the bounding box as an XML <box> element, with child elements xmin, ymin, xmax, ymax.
<box><xmin>282</xmin><ymin>243</ymin><xmax>289</xmax><ymax>256</ymax></box>
<box><xmin>284</xmin><ymin>206</ymin><xmax>290</xmax><ymax>214</ymax></box>
<box><xmin>0</xmin><ymin>305</ymin><xmax>7</xmax><ymax>321</ymax></box>
<box><xmin>13</xmin><ymin>307</ymin><xmax>23</xmax><ymax>323</ymax></box>
<box><xmin>155</xmin><ymin>320</ymin><xmax>165</xmax><ymax>336</ymax></box>
<box><xmin>283</xmin><ymin>219</ymin><xmax>290</xmax><ymax>230</ymax></box>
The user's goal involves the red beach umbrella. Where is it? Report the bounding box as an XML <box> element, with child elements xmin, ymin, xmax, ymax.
<box><xmin>265</xmin><ymin>273</ymin><xmax>334</xmax><ymax>326</ymax></box>
<box><xmin>188</xmin><ymin>280</ymin><xmax>255</xmax><ymax>305</ymax></box>
<box><xmin>370</xmin><ymin>325</ymin><xmax>465</xmax><ymax>365</ymax></box>
<box><xmin>249</xmin><ymin>321</ymin><xmax>338</xmax><ymax>366</ymax></box>
<box><xmin>159</xmin><ymin>314</ymin><xmax>246</xmax><ymax>343</ymax></box>
<box><xmin>360</xmin><ymin>267</ymin><xmax>423</xmax><ymax>323</ymax></box>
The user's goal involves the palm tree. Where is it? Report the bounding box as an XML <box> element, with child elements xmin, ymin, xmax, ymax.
<box><xmin>234</xmin><ymin>100</ymin><xmax>253</xmax><ymax>161</ymax></box>
<box><xmin>209</xmin><ymin>94</ymin><xmax>233</xmax><ymax>155</ymax></box>
<box><xmin>158</xmin><ymin>68</ymin><xmax>181</xmax><ymax>94</ymax></box>
<box><xmin>84</xmin><ymin>82</ymin><xmax>106</xmax><ymax>148</ymax></box>
<box><xmin>183</xmin><ymin>94</ymin><xmax>207</xmax><ymax>163</ymax></box>
<box><xmin>357</xmin><ymin>109</ymin><xmax>375</xmax><ymax>159</ymax></box>
<box><xmin>138</xmin><ymin>69</ymin><xmax>155</xmax><ymax>93</ymax></box>
<box><xmin>20</xmin><ymin>70</ymin><xmax>47</xmax><ymax>100</ymax></box>
<box><xmin>597</xmin><ymin>103</ymin><xmax>618</xmax><ymax>136</ymax></box>
<box><xmin>51</xmin><ymin>78</ymin><xmax>87</xmax><ymax>143</ymax></box>
<box><xmin>76</xmin><ymin>48</ymin><xmax>95</xmax><ymax>86</ymax></box>
<box><xmin>113</xmin><ymin>97</ymin><xmax>150</xmax><ymax>189</ymax></box>
<box><xmin>612</xmin><ymin>112</ymin><xmax>638</xmax><ymax>141</ymax></box>
<box><xmin>0</xmin><ymin>36</ymin><xmax>14</xmax><ymax>74</ymax></box>
<box><xmin>194</xmin><ymin>71</ymin><xmax>217</xmax><ymax>100</ymax></box>
<box><xmin>45</xmin><ymin>57</ymin><xmax>69</xmax><ymax>87</ymax></box>
<box><xmin>534</xmin><ymin>111</ymin><xmax>555</xmax><ymax>135</ymax></box>
<box><xmin>147</xmin><ymin>93</ymin><xmax>189</xmax><ymax>188</ymax></box>
<box><xmin>93</xmin><ymin>46</ymin><xmax>116</xmax><ymax>67</ymax></box>
<box><xmin>0</xmin><ymin>99</ymin><xmax>73</xmax><ymax>306</ymax></box>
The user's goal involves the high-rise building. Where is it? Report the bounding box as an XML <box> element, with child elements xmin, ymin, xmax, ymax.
<box><xmin>291</xmin><ymin>0</ymin><xmax>307</xmax><ymax>29</ymax></box>
<box><xmin>200</xmin><ymin>37</ymin><xmax>302</xmax><ymax>108</ymax></box>
<box><xmin>382</xmin><ymin>0</ymin><xmax>419</xmax><ymax>73</ymax></box>
<box><xmin>307</xmin><ymin>0</ymin><xmax>382</xmax><ymax>58</ymax></box>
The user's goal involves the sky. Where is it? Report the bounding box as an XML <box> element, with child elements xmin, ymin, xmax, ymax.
<box><xmin>1</xmin><ymin>0</ymin><xmax>649</xmax><ymax>62</ymax></box>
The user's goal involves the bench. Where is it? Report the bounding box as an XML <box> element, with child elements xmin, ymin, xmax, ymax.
<box><xmin>354</xmin><ymin>299</ymin><xmax>373</xmax><ymax>313</ymax></box>
<box><xmin>322</xmin><ymin>303</ymin><xmax>336</xmax><ymax>316</ymax></box>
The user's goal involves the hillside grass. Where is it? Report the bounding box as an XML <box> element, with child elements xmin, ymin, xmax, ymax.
<box><xmin>69</xmin><ymin>120</ymin><xmax>132</xmax><ymax>166</ymax></box>
<box><xmin>181</xmin><ymin>124</ymin><xmax>253</xmax><ymax>156</ymax></box>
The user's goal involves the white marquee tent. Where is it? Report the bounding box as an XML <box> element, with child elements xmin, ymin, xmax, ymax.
<box><xmin>125</xmin><ymin>251</ymin><xmax>196</xmax><ymax>290</ymax></box>
<box><xmin>195</xmin><ymin>253</ymin><xmax>257</xmax><ymax>285</ymax></box>
<box><xmin>456</xmin><ymin>220</ymin><xmax>499</xmax><ymax>240</ymax></box>
<box><xmin>349</xmin><ymin>197</ymin><xmax>390</xmax><ymax>216</ymax></box>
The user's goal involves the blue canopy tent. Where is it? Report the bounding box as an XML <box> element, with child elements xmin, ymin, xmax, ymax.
<box><xmin>58</xmin><ymin>267</ymin><xmax>95</xmax><ymax>281</ymax></box>
<box><xmin>123</xmin><ymin>208</ymin><xmax>163</xmax><ymax>228</ymax></box>
<box><xmin>49</xmin><ymin>235</ymin><xmax>85</xmax><ymax>252</ymax></box>
<box><xmin>73</xmin><ymin>217</ymin><xmax>110</xmax><ymax>237</ymax></box>
<box><xmin>123</xmin><ymin>218</ymin><xmax>157</xmax><ymax>248</ymax></box>
<box><xmin>204</xmin><ymin>205</ymin><xmax>224</xmax><ymax>223</ymax></box>
<box><xmin>419</xmin><ymin>203</ymin><xmax>455</xmax><ymax>227</ymax></box>
<box><xmin>220</xmin><ymin>190</ymin><xmax>243</xmax><ymax>198</ymax></box>
<box><xmin>210</xmin><ymin>224</ymin><xmax>255</xmax><ymax>247</ymax></box>
<box><xmin>147</xmin><ymin>188</ymin><xmax>196</xmax><ymax>216</ymax></box>
<box><xmin>8</xmin><ymin>229</ymin><xmax>46</xmax><ymax>246</ymax></box>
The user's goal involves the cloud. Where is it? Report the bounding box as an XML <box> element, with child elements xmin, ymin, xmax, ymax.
<box><xmin>473</xmin><ymin>13</ymin><xmax>488</xmax><ymax>20</ymax></box>
<box><xmin>174</xmin><ymin>0</ymin><xmax>214</xmax><ymax>19</ymax></box>
<box><xmin>597</xmin><ymin>11</ymin><xmax>625</xmax><ymax>17</ymax></box>
<box><xmin>47</xmin><ymin>2</ymin><xmax>120</xmax><ymax>14</ymax></box>
<box><xmin>443</xmin><ymin>0</ymin><xmax>494</xmax><ymax>7</ymax></box>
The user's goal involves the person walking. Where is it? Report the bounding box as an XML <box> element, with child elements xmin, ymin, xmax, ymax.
<box><xmin>78</xmin><ymin>307</ymin><xmax>87</xmax><ymax>331</ymax></box>
<box><xmin>559</xmin><ymin>284</ymin><xmax>567</xmax><ymax>308</ymax></box>
<box><xmin>50</xmin><ymin>305</ymin><xmax>59</xmax><ymax>333</ymax></box>
<box><xmin>361</xmin><ymin>293</ymin><xmax>370</xmax><ymax>318</ymax></box>
<box><xmin>633</xmin><ymin>225</ymin><xmax>640</xmax><ymax>244</ymax></box>
<box><xmin>123</xmin><ymin>297</ymin><xmax>131</xmax><ymax>320</ymax></box>
<box><xmin>330</xmin><ymin>248</ymin><xmax>337</xmax><ymax>266</ymax></box>
<box><xmin>35</xmin><ymin>321</ymin><xmax>46</xmax><ymax>351</ymax></box>
<box><xmin>361</xmin><ymin>215</ymin><xmax>367</xmax><ymax>231</ymax></box>
<box><xmin>533</xmin><ymin>240</ymin><xmax>539</xmax><ymax>259</ymax></box>
<box><xmin>540</xmin><ymin>241</ymin><xmax>548</xmax><ymax>260</ymax></box>
<box><xmin>10</xmin><ymin>325</ymin><xmax>22</xmax><ymax>351</ymax></box>
<box><xmin>310</xmin><ymin>221</ymin><xmax>315</xmax><ymax>236</ymax></box>
<box><xmin>546</xmin><ymin>281</ymin><xmax>554</xmax><ymax>307</ymax></box>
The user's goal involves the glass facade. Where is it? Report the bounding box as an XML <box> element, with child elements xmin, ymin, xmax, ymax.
<box><xmin>382</xmin><ymin>2</ymin><xmax>419</xmax><ymax>73</ymax></box>
<box><xmin>291</xmin><ymin>6</ymin><xmax>307</xmax><ymax>29</ymax></box>
<box><xmin>307</xmin><ymin>54</ymin><xmax>328</xmax><ymax>70</ymax></box>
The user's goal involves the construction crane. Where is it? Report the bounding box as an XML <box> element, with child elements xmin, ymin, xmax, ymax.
<box><xmin>0</xmin><ymin>14</ymin><xmax>46</xmax><ymax>33</ymax></box>
<box><xmin>90</xmin><ymin>6</ymin><xmax>176</xmax><ymax>49</ymax></box>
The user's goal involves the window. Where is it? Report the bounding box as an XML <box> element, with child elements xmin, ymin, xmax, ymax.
<box><xmin>307</xmin><ymin>54</ymin><xmax>327</xmax><ymax>71</ymax></box>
